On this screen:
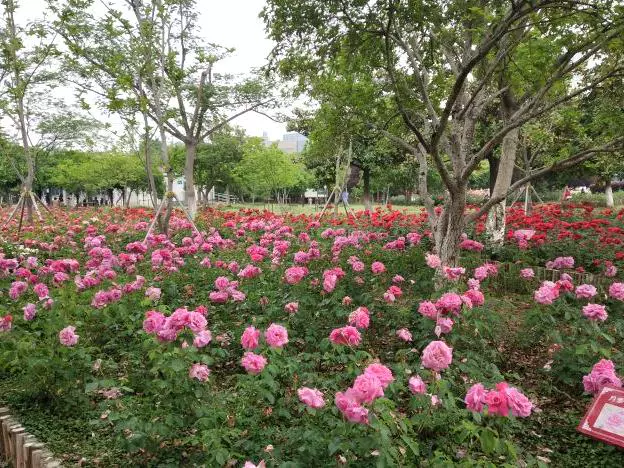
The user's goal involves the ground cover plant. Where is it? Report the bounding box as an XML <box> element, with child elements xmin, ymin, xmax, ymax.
<box><xmin>1</xmin><ymin>203</ymin><xmax>624</xmax><ymax>467</ymax></box>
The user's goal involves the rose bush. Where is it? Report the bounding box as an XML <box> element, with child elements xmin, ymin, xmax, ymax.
<box><xmin>0</xmin><ymin>203</ymin><xmax>622</xmax><ymax>465</ymax></box>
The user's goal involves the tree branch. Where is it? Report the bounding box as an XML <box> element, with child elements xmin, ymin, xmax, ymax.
<box><xmin>466</xmin><ymin>137</ymin><xmax>624</xmax><ymax>222</ymax></box>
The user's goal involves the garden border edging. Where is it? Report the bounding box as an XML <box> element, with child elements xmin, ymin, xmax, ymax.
<box><xmin>0</xmin><ymin>407</ymin><xmax>62</xmax><ymax>467</ymax></box>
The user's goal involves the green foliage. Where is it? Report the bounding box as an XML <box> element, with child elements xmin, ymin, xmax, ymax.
<box><xmin>47</xmin><ymin>151</ymin><xmax>160</xmax><ymax>194</ymax></box>
<box><xmin>233</xmin><ymin>138</ymin><xmax>306</xmax><ymax>199</ymax></box>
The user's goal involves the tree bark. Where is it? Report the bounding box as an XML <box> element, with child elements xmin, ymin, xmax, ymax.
<box><xmin>485</xmin><ymin>127</ymin><xmax>519</xmax><ymax>247</ymax></box>
<box><xmin>486</xmin><ymin>152</ymin><xmax>498</xmax><ymax>197</ymax></box>
<box><xmin>6</xmin><ymin>2</ymin><xmax>34</xmax><ymax>222</ymax></box>
<box><xmin>142</xmin><ymin>111</ymin><xmax>158</xmax><ymax>209</ymax></box>
<box><xmin>486</xmin><ymin>89</ymin><xmax>520</xmax><ymax>248</ymax></box>
<box><xmin>184</xmin><ymin>141</ymin><xmax>198</xmax><ymax>218</ymax></box>
<box><xmin>436</xmin><ymin>188</ymin><xmax>466</xmax><ymax>268</ymax></box>
<box><xmin>362</xmin><ymin>167</ymin><xmax>372</xmax><ymax>211</ymax></box>
<box><xmin>605</xmin><ymin>179</ymin><xmax>614</xmax><ymax>208</ymax></box>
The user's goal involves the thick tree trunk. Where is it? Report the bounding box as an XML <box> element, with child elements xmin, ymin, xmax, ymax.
<box><xmin>485</xmin><ymin>89</ymin><xmax>520</xmax><ymax>249</ymax></box>
<box><xmin>485</xmin><ymin>127</ymin><xmax>519</xmax><ymax>247</ymax></box>
<box><xmin>605</xmin><ymin>179</ymin><xmax>614</xmax><ymax>208</ymax></box>
<box><xmin>436</xmin><ymin>189</ymin><xmax>466</xmax><ymax>268</ymax></box>
<box><xmin>184</xmin><ymin>141</ymin><xmax>198</xmax><ymax>219</ymax></box>
<box><xmin>362</xmin><ymin>167</ymin><xmax>372</xmax><ymax>211</ymax></box>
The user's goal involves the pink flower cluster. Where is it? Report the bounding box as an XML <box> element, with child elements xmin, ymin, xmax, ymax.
<box><xmin>459</xmin><ymin>239</ymin><xmax>484</xmax><ymax>252</ymax></box>
<box><xmin>329</xmin><ymin>326</ymin><xmax>362</xmax><ymax>346</ymax></box>
<box><xmin>189</xmin><ymin>363</ymin><xmax>210</xmax><ymax>382</ymax></box>
<box><xmin>209</xmin><ymin>276</ymin><xmax>245</xmax><ymax>303</ymax></box>
<box><xmin>143</xmin><ymin>306</ymin><xmax>209</xmax><ymax>345</ymax></box>
<box><xmin>582</xmin><ymin>303</ymin><xmax>608</xmax><ymax>321</ymax></box>
<box><xmin>534</xmin><ymin>281</ymin><xmax>560</xmax><ymax>305</ymax></box>
<box><xmin>425</xmin><ymin>253</ymin><xmax>441</xmax><ymax>269</ymax></box>
<box><xmin>284</xmin><ymin>266</ymin><xmax>308</xmax><ymax>285</ymax></box>
<box><xmin>297</xmin><ymin>387</ymin><xmax>325</xmax><ymax>409</ymax></box>
<box><xmin>348</xmin><ymin>306</ymin><xmax>370</xmax><ymax>329</ymax></box>
<box><xmin>473</xmin><ymin>263</ymin><xmax>498</xmax><ymax>281</ymax></box>
<box><xmin>383</xmin><ymin>285</ymin><xmax>403</xmax><ymax>303</ymax></box>
<box><xmin>545</xmin><ymin>256</ymin><xmax>574</xmax><ymax>269</ymax></box>
<box><xmin>335</xmin><ymin>364</ymin><xmax>394</xmax><ymax>424</ymax></box>
<box><xmin>609</xmin><ymin>282</ymin><xmax>624</xmax><ymax>301</ymax></box>
<box><xmin>443</xmin><ymin>266</ymin><xmax>465</xmax><ymax>281</ymax></box>
<box><xmin>465</xmin><ymin>382</ymin><xmax>532</xmax><ymax>417</ymax></box>
<box><xmin>583</xmin><ymin>360</ymin><xmax>622</xmax><ymax>395</ymax></box>
<box><xmin>0</xmin><ymin>315</ymin><xmax>13</xmax><ymax>332</ymax></box>
<box><xmin>59</xmin><ymin>325</ymin><xmax>79</xmax><ymax>347</ymax></box>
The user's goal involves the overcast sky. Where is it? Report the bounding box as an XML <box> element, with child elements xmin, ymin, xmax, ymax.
<box><xmin>19</xmin><ymin>0</ymin><xmax>288</xmax><ymax>143</ymax></box>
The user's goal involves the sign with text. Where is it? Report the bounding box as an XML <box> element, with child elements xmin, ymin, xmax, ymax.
<box><xmin>578</xmin><ymin>385</ymin><xmax>624</xmax><ymax>449</ymax></box>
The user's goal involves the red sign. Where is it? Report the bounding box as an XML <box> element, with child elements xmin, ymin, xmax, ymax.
<box><xmin>578</xmin><ymin>385</ymin><xmax>624</xmax><ymax>449</ymax></box>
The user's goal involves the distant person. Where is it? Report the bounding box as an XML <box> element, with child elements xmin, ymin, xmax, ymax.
<box><xmin>341</xmin><ymin>189</ymin><xmax>349</xmax><ymax>205</ymax></box>
<box><xmin>562</xmin><ymin>185</ymin><xmax>572</xmax><ymax>202</ymax></box>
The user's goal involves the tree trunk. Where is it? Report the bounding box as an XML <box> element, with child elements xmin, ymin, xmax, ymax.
<box><xmin>485</xmin><ymin>127</ymin><xmax>519</xmax><ymax>248</ymax></box>
<box><xmin>435</xmin><ymin>188</ymin><xmax>466</xmax><ymax>268</ymax></box>
<box><xmin>363</xmin><ymin>167</ymin><xmax>372</xmax><ymax>211</ymax></box>
<box><xmin>485</xmin><ymin>88</ymin><xmax>520</xmax><ymax>249</ymax></box>
<box><xmin>486</xmin><ymin>152</ymin><xmax>499</xmax><ymax>197</ymax></box>
<box><xmin>605</xmin><ymin>179</ymin><xmax>614</xmax><ymax>208</ymax></box>
<box><xmin>6</xmin><ymin>1</ymin><xmax>34</xmax><ymax>223</ymax></box>
<box><xmin>184</xmin><ymin>142</ymin><xmax>197</xmax><ymax>218</ymax></box>
<box><xmin>142</xmin><ymin>112</ymin><xmax>159</xmax><ymax>209</ymax></box>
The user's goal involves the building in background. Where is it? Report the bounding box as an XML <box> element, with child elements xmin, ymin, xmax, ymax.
<box><xmin>263</xmin><ymin>131</ymin><xmax>308</xmax><ymax>154</ymax></box>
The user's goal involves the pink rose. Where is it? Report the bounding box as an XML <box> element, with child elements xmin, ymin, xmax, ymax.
<box><xmin>520</xmin><ymin>268</ymin><xmax>535</xmax><ymax>279</ymax></box>
<box><xmin>323</xmin><ymin>273</ymin><xmax>338</xmax><ymax>293</ymax></box>
<box><xmin>264</xmin><ymin>324</ymin><xmax>289</xmax><ymax>348</ymax></box>
<box><xmin>352</xmin><ymin>373</ymin><xmax>384</xmax><ymax>403</ymax></box>
<box><xmin>608</xmin><ymin>282</ymin><xmax>624</xmax><ymax>301</ymax></box>
<box><xmin>193</xmin><ymin>330</ymin><xmax>212</xmax><ymax>348</ymax></box>
<box><xmin>241</xmin><ymin>352</ymin><xmax>267</xmax><ymax>375</ymax></box>
<box><xmin>505</xmin><ymin>386</ymin><xmax>533</xmax><ymax>417</ymax></box>
<box><xmin>418</xmin><ymin>301</ymin><xmax>438</xmax><ymax>319</ymax></box>
<box><xmin>187</xmin><ymin>311</ymin><xmax>208</xmax><ymax>333</ymax></box>
<box><xmin>575</xmin><ymin>284</ymin><xmax>597</xmax><ymax>299</ymax></box>
<box><xmin>436</xmin><ymin>293</ymin><xmax>463</xmax><ymax>315</ymax></box>
<box><xmin>209</xmin><ymin>290</ymin><xmax>229</xmax><ymax>303</ymax></box>
<box><xmin>436</xmin><ymin>317</ymin><xmax>454</xmax><ymax>335</ymax></box>
<box><xmin>371</xmin><ymin>261</ymin><xmax>386</xmax><ymax>274</ymax></box>
<box><xmin>59</xmin><ymin>325</ymin><xmax>79</xmax><ymax>347</ymax></box>
<box><xmin>214</xmin><ymin>276</ymin><xmax>231</xmax><ymax>291</ymax></box>
<box><xmin>421</xmin><ymin>340</ymin><xmax>453</xmax><ymax>372</ymax></box>
<box><xmin>465</xmin><ymin>383</ymin><xmax>486</xmax><ymax>412</ymax></box>
<box><xmin>408</xmin><ymin>375</ymin><xmax>427</xmax><ymax>394</ymax></box>
<box><xmin>33</xmin><ymin>282</ymin><xmax>49</xmax><ymax>299</ymax></box>
<box><xmin>484</xmin><ymin>383</ymin><xmax>510</xmax><ymax>416</ymax></box>
<box><xmin>297</xmin><ymin>387</ymin><xmax>325</xmax><ymax>409</ymax></box>
<box><xmin>284</xmin><ymin>302</ymin><xmax>299</xmax><ymax>314</ymax></box>
<box><xmin>189</xmin><ymin>363</ymin><xmax>210</xmax><ymax>382</ymax></box>
<box><xmin>425</xmin><ymin>253</ymin><xmax>441</xmax><ymax>269</ymax></box>
<box><xmin>396</xmin><ymin>328</ymin><xmax>412</xmax><ymax>342</ymax></box>
<box><xmin>348</xmin><ymin>306</ymin><xmax>370</xmax><ymax>329</ymax></box>
<box><xmin>23</xmin><ymin>303</ymin><xmax>36</xmax><ymax>321</ymax></box>
<box><xmin>0</xmin><ymin>315</ymin><xmax>13</xmax><ymax>332</ymax></box>
<box><xmin>364</xmin><ymin>363</ymin><xmax>394</xmax><ymax>388</ymax></box>
<box><xmin>143</xmin><ymin>310</ymin><xmax>166</xmax><ymax>334</ymax></box>
<box><xmin>241</xmin><ymin>326</ymin><xmax>261</xmax><ymax>350</ymax></box>
<box><xmin>329</xmin><ymin>326</ymin><xmax>361</xmax><ymax>346</ymax></box>
<box><xmin>582</xmin><ymin>303</ymin><xmax>608</xmax><ymax>321</ymax></box>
